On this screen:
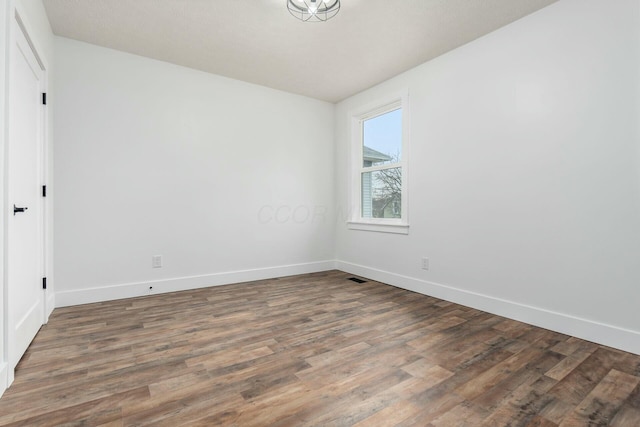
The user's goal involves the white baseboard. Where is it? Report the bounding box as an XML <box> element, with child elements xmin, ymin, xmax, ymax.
<box><xmin>54</xmin><ymin>259</ymin><xmax>640</xmax><ymax>355</ymax></box>
<box><xmin>336</xmin><ymin>260</ymin><xmax>640</xmax><ymax>356</ymax></box>
<box><xmin>46</xmin><ymin>293</ymin><xmax>55</xmax><ymax>319</ymax></box>
<box><xmin>0</xmin><ymin>362</ymin><xmax>7</xmax><ymax>399</ymax></box>
<box><xmin>55</xmin><ymin>260</ymin><xmax>337</xmax><ymax>307</ymax></box>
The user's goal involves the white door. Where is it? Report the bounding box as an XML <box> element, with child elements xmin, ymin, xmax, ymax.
<box><xmin>7</xmin><ymin>19</ymin><xmax>45</xmax><ymax>369</ymax></box>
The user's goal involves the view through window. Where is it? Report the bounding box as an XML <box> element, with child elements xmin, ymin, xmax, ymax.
<box><xmin>361</xmin><ymin>108</ymin><xmax>402</xmax><ymax>219</ymax></box>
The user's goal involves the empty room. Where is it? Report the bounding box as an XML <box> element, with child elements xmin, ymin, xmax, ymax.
<box><xmin>1</xmin><ymin>0</ymin><xmax>639</xmax><ymax>425</ymax></box>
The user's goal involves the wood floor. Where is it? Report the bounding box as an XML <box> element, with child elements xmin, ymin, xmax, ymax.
<box><xmin>1</xmin><ymin>271</ymin><xmax>639</xmax><ymax>426</ymax></box>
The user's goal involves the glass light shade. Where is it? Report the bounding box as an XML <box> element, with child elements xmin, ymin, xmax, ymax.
<box><xmin>287</xmin><ymin>0</ymin><xmax>340</xmax><ymax>22</ymax></box>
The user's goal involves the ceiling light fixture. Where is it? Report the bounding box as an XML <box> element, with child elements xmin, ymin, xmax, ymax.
<box><xmin>287</xmin><ymin>0</ymin><xmax>340</xmax><ymax>22</ymax></box>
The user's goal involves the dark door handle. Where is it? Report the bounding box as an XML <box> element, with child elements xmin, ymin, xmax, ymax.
<box><xmin>13</xmin><ymin>204</ymin><xmax>28</xmax><ymax>215</ymax></box>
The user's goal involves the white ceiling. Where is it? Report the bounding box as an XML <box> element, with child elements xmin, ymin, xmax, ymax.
<box><xmin>42</xmin><ymin>0</ymin><xmax>559</xmax><ymax>103</ymax></box>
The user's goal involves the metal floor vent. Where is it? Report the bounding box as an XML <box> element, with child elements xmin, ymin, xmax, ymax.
<box><xmin>347</xmin><ymin>277</ymin><xmax>367</xmax><ymax>283</ymax></box>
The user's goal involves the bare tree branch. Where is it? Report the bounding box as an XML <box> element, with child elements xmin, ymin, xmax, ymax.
<box><xmin>372</xmin><ymin>153</ymin><xmax>401</xmax><ymax>218</ymax></box>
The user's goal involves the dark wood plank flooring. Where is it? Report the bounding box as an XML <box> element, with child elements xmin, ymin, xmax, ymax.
<box><xmin>1</xmin><ymin>270</ymin><xmax>639</xmax><ymax>426</ymax></box>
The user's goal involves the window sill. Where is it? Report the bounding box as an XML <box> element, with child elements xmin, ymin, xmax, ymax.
<box><xmin>347</xmin><ymin>221</ymin><xmax>409</xmax><ymax>235</ymax></box>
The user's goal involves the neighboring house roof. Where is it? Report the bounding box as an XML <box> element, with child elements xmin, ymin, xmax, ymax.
<box><xmin>363</xmin><ymin>146</ymin><xmax>392</xmax><ymax>163</ymax></box>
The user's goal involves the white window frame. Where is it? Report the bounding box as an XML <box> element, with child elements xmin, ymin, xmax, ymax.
<box><xmin>348</xmin><ymin>91</ymin><xmax>409</xmax><ymax>234</ymax></box>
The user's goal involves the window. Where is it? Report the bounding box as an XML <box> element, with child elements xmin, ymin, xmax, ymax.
<box><xmin>349</xmin><ymin>92</ymin><xmax>409</xmax><ymax>234</ymax></box>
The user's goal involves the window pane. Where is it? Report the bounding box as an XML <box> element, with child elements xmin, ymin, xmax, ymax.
<box><xmin>361</xmin><ymin>168</ymin><xmax>402</xmax><ymax>219</ymax></box>
<box><xmin>363</xmin><ymin>108</ymin><xmax>402</xmax><ymax>167</ymax></box>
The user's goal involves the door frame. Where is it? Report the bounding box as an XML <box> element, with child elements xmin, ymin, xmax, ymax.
<box><xmin>1</xmin><ymin>2</ymin><xmax>52</xmax><ymax>395</ymax></box>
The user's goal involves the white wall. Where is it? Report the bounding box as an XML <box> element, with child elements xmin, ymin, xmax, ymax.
<box><xmin>335</xmin><ymin>0</ymin><xmax>640</xmax><ymax>354</ymax></box>
<box><xmin>53</xmin><ymin>38</ymin><xmax>335</xmax><ymax>305</ymax></box>
<box><xmin>1</xmin><ymin>0</ymin><xmax>54</xmax><ymax>398</ymax></box>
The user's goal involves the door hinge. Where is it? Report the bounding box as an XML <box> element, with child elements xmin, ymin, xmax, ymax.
<box><xmin>42</xmin><ymin>185</ymin><xmax>47</xmax><ymax>197</ymax></box>
<box><xmin>42</xmin><ymin>277</ymin><xmax>47</xmax><ymax>290</ymax></box>
<box><xmin>42</xmin><ymin>92</ymin><xmax>47</xmax><ymax>105</ymax></box>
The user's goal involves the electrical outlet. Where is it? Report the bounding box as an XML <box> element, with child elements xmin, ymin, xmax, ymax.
<box><xmin>421</xmin><ymin>257</ymin><xmax>429</xmax><ymax>270</ymax></box>
<box><xmin>152</xmin><ymin>255</ymin><xmax>162</xmax><ymax>268</ymax></box>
